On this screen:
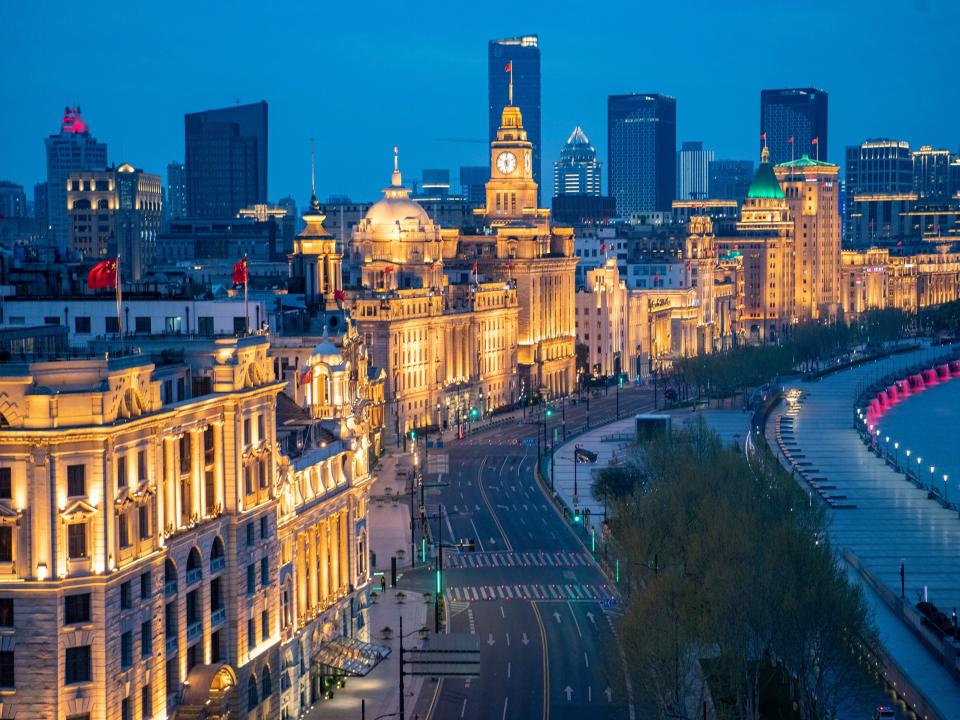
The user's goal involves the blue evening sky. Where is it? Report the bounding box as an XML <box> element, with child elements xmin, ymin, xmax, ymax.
<box><xmin>1</xmin><ymin>0</ymin><xmax>957</xmax><ymax>206</ymax></box>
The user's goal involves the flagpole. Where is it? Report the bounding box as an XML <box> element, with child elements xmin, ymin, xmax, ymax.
<box><xmin>244</xmin><ymin>255</ymin><xmax>249</xmax><ymax>336</ymax></box>
<box><xmin>509</xmin><ymin>63</ymin><xmax>513</xmax><ymax>105</ymax></box>
<box><xmin>116</xmin><ymin>255</ymin><xmax>123</xmax><ymax>354</ymax></box>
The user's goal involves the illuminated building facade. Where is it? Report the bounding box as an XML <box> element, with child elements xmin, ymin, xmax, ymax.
<box><xmin>718</xmin><ymin>147</ymin><xmax>794</xmax><ymax>343</ymax></box>
<box><xmin>0</xmin><ymin>181</ymin><xmax>26</xmax><ymax>219</ymax></box>
<box><xmin>67</xmin><ymin>164</ymin><xmax>163</xmax><ymax>280</ymax></box>
<box><xmin>489</xmin><ymin>35</ymin><xmax>541</xmax><ymax>203</ymax></box>
<box><xmin>45</xmin><ymin>107</ymin><xmax>108</xmax><ymax>247</ymax></box>
<box><xmin>774</xmin><ymin>155</ymin><xmax>841</xmax><ymax>322</ymax></box>
<box><xmin>343</xmin><ymin>153</ymin><xmax>519</xmax><ymax>441</ymax></box>
<box><xmin>166</xmin><ymin>162</ymin><xmax>187</xmax><ymax>223</ymax></box>
<box><xmin>0</xmin><ymin>334</ymin><xmax>373</xmax><ymax>719</ymax></box>
<box><xmin>465</xmin><ymin>101</ymin><xmax>578</xmax><ymax>400</ymax></box>
<box><xmin>912</xmin><ymin>145</ymin><xmax>953</xmax><ymax>203</ymax></box>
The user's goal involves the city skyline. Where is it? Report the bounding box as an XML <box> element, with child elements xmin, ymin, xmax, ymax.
<box><xmin>2</xmin><ymin>0</ymin><xmax>958</xmax><ymax>205</ymax></box>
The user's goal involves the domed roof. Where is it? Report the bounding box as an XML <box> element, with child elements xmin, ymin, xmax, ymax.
<box><xmin>311</xmin><ymin>337</ymin><xmax>343</xmax><ymax>364</ymax></box>
<box><xmin>362</xmin><ymin>148</ymin><xmax>432</xmax><ymax>231</ymax></box>
<box><xmin>747</xmin><ymin>146</ymin><xmax>785</xmax><ymax>200</ymax></box>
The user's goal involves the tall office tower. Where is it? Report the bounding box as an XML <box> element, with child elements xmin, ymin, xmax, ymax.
<box><xmin>417</xmin><ymin>169</ymin><xmax>451</xmax><ymax>198</ymax></box>
<box><xmin>166</xmin><ymin>161</ymin><xmax>188</xmax><ymax>221</ymax></box>
<box><xmin>760</xmin><ymin>88</ymin><xmax>828</xmax><ymax>164</ymax></box>
<box><xmin>0</xmin><ymin>182</ymin><xmax>26</xmax><ymax>218</ymax></box>
<box><xmin>912</xmin><ymin>146</ymin><xmax>953</xmax><ymax>204</ymax></box>
<box><xmin>844</xmin><ymin>139</ymin><xmax>914</xmax><ymax>243</ymax></box>
<box><xmin>44</xmin><ymin>107</ymin><xmax>108</xmax><ymax>247</ymax></box>
<box><xmin>33</xmin><ymin>182</ymin><xmax>48</xmax><ymax>225</ymax></box>
<box><xmin>459</xmin><ymin>166</ymin><xmax>489</xmax><ymax>204</ymax></box>
<box><xmin>67</xmin><ymin>164</ymin><xmax>163</xmax><ymax>280</ymax></box>
<box><xmin>554</xmin><ymin>126</ymin><xmax>602</xmax><ymax>196</ymax></box>
<box><xmin>608</xmin><ymin>93</ymin><xmax>677</xmax><ymax>216</ymax></box>
<box><xmin>489</xmin><ymin>35</ymin><xmax>541</xmax><ymax>203</ymax></box>
<box><xmin>184</xmin><ymin>101</ymin><xmax>268</xmax><ymax>218</ymax></box>
<box><xmin>775</xmin><ymin>155</ymin><xmax>841</xmax><ymax>322</ymax></box>
<box><xmin>717</xmin><ymin>147</ymin><xmax>794</xmax><ymax>344</ymax></box>
<box><xmin>708</xmin><ymin>160</ymin><xmax>754</xmax><ymax>201</ymax></box>
<box><xmin>676</xmin><ymin>141</ymin><xmax>714</xmax><ymax>201</ymax></box>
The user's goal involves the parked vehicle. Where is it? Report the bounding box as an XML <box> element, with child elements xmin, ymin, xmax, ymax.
<box><xmin>872</xmin><ymin>706</ymin><xmax>895</xmax><ymax>720</ymax></box>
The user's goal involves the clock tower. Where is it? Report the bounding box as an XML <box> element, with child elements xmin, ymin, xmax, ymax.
<box><xmin>484</xmin><ymin>104</ymin><xmax>539</xmax><ymax>223</ymax></box>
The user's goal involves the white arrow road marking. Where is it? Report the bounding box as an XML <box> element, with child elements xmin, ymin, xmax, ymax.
<box><xmin>586</xmin><ymin>611</ymin><xmax>596</xmax><ymax>626</ymax></box>
<box><xmin>475</xmin><ymin>504</ymin><xmax>481</xmax><ymax>511</ymax></box>
<box><xmin>564</xmin><ymin>686</ymin><xmax>574</xmax><ymax>702</ymax></box>
<box><xmin>553</xmin><ymin>611</ymin><xmax>562</xmax><ymax>623</ymax></box>
<box><xmin>521</xmin><ymin>633</ymin><xmax>530</xmax><ymax>645</ymax></box>
<box><xmin>490</xmin><ymin>537</ymin><xmax>497</xmax><ymax>546</ymax></box>
<box><xmin>605</xmin><ymin>687</ymin><xmax>613</xmax><ymax>702</ymax></box>
<box><xmin>588</xmin><ymin>686</ymin><xmax>592</xmax><ymax>703</ymax></box>
<box><xmin>487</xmin><ymin>633</ymin><xmax>495</xmax><ymax>646</ymax></box>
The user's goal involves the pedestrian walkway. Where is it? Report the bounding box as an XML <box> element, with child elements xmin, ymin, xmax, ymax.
<box><xmin>445</xmin><ymin>550</ymin><xmax>593</xmax><ymax>569</ymax></box>
<box><xmin>444</xmin><ymin>581</ymin><xmax>615</xmax><ymax>603</ymax></box>
<box><xmin>767</xmin><ymin>344</ymin><xmax>960</xmax><ymax>719</ymax></box>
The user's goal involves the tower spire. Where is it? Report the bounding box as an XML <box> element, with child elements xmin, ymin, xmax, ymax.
<box><xmin>310</xmin><ymin>136</ymin><xmax>316</xmax><ymax>198</ymax></box>
<box><xmin>391</xmin><ymin>146</ymin><xmax>402</xmax><ymax>187</ymax></box>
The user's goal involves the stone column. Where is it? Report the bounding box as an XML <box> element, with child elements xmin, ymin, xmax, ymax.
<box><xmin>306</xmin><ymin>529</ymin><xmax>317</xmax><ymax>611</ymax></box>
<box><xmin>191</xmin><ymin>429</ymin><xmax>203</xmax><ymax>520</ymax></box>
<box><xmin>329</xmin><ymin>516</ymin><xmax>339</xmax><ymax>597</ymax></box>
<box><xmin>213</xmin><ymin>422</ymin><xmax>224</xmax><ymax>514</ymax></box>
<box><xmin>296</xmin><ymin>535</ymin><xmax>308</xmax><ymax>618</ymax></box>
<box><xmin>318</xmin><ymin>519</ymin><xmax>330</xmax><ymax>604</ymax></box>
<box><xmin>29</xmin><ymin>445</ymin><xmax>50</xmax><ymax>580</ymax></box>
<box><xmin>339</xmin><ymin>508</ymin><xmax>350</xmax><ymax>589</ymax></box>
<box><xmin>164</xmin><ymin>437</ymin><xmax>177</xmax><ymax>533</ymax></box>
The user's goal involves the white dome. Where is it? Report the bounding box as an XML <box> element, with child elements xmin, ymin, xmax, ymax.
<box><xmin>311</xmin><ymin>339</ymin><xmax>343</xmax><ymax>364</ymax></box>
<box><xmin>364</xmin><ymin>196</ymin><xmax>431</xmax><ymax>230</ymax></box>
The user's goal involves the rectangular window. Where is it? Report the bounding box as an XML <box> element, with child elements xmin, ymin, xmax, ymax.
<box><xmin>140</xmin><ymin>571</ymin><xmax>151</xmax><ymax>600</ymax></box>
<box><xmin>247</xmin><ymin>618</ymin><xmax>256</xmax><ymax>648</ymax></box>
<box><xmin>120</xmin><ymin>581</ymin><xmax>132</xmax><ymax>610</ymax></box>
<box><xmin>257</xmin><ymin>415</ymin><xmax>264</xmax><ymax>444</ymax></box>
<box><xmin>164</xmin><ymin>602</ymin><xmax>176</xmax><ymax>637</ymax></box>
<box><xmin>0</xmin><ymin>526</ymin><xmax>9</xmax><ymax>563</ymax></box>
<box><xmin>234</xmin><ymin>316</ymin><xmax>246</xmax><ymax>335</ymax></box>
<box><xmin>247</xmin><ymin>564</ymin><xmax>255</xmax><ymax>595</ymax></box>
<box><xmin>44</xmin><ymin>316</ymin><xmax>59</xmax><ymax>326</ymax></box>
<box><xmin>246</xmin><ymin>523</ymin><xmax>254</xmax><ymax>546</ymax></box>
<box><xmin>67</xmin><ymin>464</ymin><xmax>85</xmax><ymax>497</ymax></box>
<box><xmin>74</xmin><ymin>316</ymin><xmax>91</xmax><ymax>333</ymax></box>
<box><xmin>260</xmin><ymin>557</ymin><xmax>269</xmax><ymax>588</ymax></box>
<box><xmin>164</xmin><ymin>316</ymin><xmax>182</xmax><ymax>334</ymax></box>
<box><xmin>243</xmin><ymin>418</ymin><xmax>251</xmax><ymax>447</ymax></box>
<box><xmin>119</xmin><ymin>513</ymin><xmax>131</xmax><ymax>548</ymax></box>
<box><xmin>120</xmin><ymin>630</ymin><xmax>133</xmax><ymax>668</ymax></box>
<box><xmin>260</xmin><ymin>516</ymin><xmax>268</xmax><ymax>539</ymax></box>
<box><xmin>134</xmin><ymin>316</ymin><xmax>151</xmax><ymax>334</ymax></box>
<box><xmin>65</xmin><ymin>645</ymin><xmax>91</xmax><ymax>684</ymax></box>
<box><xmin>197</xmin><ymin>316</ymin><xmax>214</xmax><ymax>337</ymax></box>
<box><xmin>0</xmin><ymin>599</ymin><xmax>12</xmax><ymax>627</ymax></box>
<box><xmin>141</xmin><ymin>685</ymin><xmax>152</xmax><ymax>720</ymax></box>
<box><xmin>137</xmin><ymin>450</ymin><xmax>147</xmax><ymax>483</ymax></box>
<box><xmin>121</xmin><ymin>697</ymin><xmax>131</xmax><ymax>720</ymax></box>
<box><xmin>177</xmin><ymin>377</ymin><xmax>185</xmax><ymax>401</ymax></box>
<box><xmin>165</xmin><ymin>658</ymin><xmax>178</xmax><ymax>694</ymax></box>
<box><xmin>261</xmin><ymin>609</ymin><xmax>269</xmax><ymax>639</ymax></box>
<box><xmin>64</xmin><ymin>593</ymin><xmax>91</xmax><ymax>624</ymax></box>
<box><xmin>106</xmin><ymin>316</ymin><xmax>120</xmax><ymax>334</ymax></box>
<box><xmin>0</xmin><ymin>468</ymin><xmax>10</xmax><ymax>499</ymax></box>
<box><xmin>139</xmin><ymin>504</ymin><xmax>150</xmax><ymax>539</ymax></box>
<box><xmin>141</xmin><ymin>619</ymin><xmax>152</xmax><ymax>657</ymax></box>
<box><xmin>0</xmin><ymin>650</ymin><xmax>13</xmax><ymax>688</ymax></box>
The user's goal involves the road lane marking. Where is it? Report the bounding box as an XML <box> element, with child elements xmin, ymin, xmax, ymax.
<box><xmin>470</xmin><ymin>520</ymin><xmax>485</xmax><ymax>551</ymax></box>
<box><xmin>502</xmin><ymin>697</ymin><xmax>509</xmax><ymax>720</ymax></box>
<box><xmin>475</xmin><ymin>455</ymin><xmax>512</xmax><ymax>551</ymax></box>
<box><xmin>584</xmin><ymin>651</ymin><xmax>589</xmax><ymax>668</ymax></box>
<box><xmin>532</xmin><ymin>604</ymin><xmax>549</xmax><ymax>720</ymax></box>
<box><xmin>569</xmin><ymin>603</ymin><xmax>582</xmax><ymax>638</ymax></box>
<box><xmin>461</xmin><ymin>698</ymin><xmax>468</xmax><ymax>718</ymax></box>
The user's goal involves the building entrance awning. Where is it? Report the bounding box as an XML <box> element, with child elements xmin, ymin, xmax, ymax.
<box><xmin>312</xmin><ymin>637</ymin><xmax>391</xmax><ymax>676</ymax></box>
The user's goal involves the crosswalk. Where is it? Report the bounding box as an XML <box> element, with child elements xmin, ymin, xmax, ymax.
<box><xmin>445</xmin><ymin>550</ymin><xmax>594</xmax><ymax>569</ymax></box>
<box><xmin>444</xmin><ymin>582</ymin><xmax>615</xmax><ymax>603</ymax></box>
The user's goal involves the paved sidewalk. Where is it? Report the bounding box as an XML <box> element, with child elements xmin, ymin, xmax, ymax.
<box><xmin>767</xmin><ymin>344</ymin><xmax>960</xmax><ymax>718</ymax></box>
<box><xmin>307</xmin><ymin>447</ymin><xmax>431</xmax><ymax>720</ymax></box>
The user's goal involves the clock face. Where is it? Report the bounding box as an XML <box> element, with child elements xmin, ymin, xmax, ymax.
<box><xmin>496</xmin><ymin>151</ymin><xmax>517</xmax><ymax>175</ymax></box>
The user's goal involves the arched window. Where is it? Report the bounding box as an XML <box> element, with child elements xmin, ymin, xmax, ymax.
<box><xmin>210</xmin><ymin>536</ymin><xmax>224</xmax><ymax>571</ymax></box>
<box><xmin>164</xmin><ymin>558</ymin><xmax>177</xmax><ymax>592</ymax></box>
<box><xmin>97</xmin><ymin>198</ymin><xmax>110</xmax><ymax>210</ymax></box>
<box><xmin>261</xmin><ymin>666</ymin><xmax>272</xmax><ymax>697</ymax></box>
<box><xmin>247</xmin><ymin>675</ymin><xmax>258</xmax><ymax>709</ymax></box>
<box><xmin>186</xmin><ymin>547</ymin><xmax>201</xmax><ymax>572</ymax></box>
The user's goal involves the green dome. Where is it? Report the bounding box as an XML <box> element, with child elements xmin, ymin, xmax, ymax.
<box><xmin>747</xmin><ymin>147</ymin><xmax>785</xmax><ymax>200</ymax></box>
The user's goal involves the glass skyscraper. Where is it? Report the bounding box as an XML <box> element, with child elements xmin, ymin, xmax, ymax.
<box><xmin>676</xmin><ymin>141</ymin><xmax>714</xmax><ymax>201</ymax></box>
<box><xmin>489</xmin><ymin>35</ymin><xmax>541</xmax><ymax>203</ymax></box>
<box><xmin>607</xmin><ymin>93</ymin><xmax>676</xmax><ymax>216</ymax></box>
<box><xmin>760</xmin><ymin>88</ymin><xmax>828</xmax><ymax>165</ymax></box>
<box><xmin>184</xmin><ymin>101</ymin><xmax>268</xmax><ymax>219</ymax></box>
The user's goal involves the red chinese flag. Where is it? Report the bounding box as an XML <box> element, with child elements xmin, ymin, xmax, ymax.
<box><xmin>811</xmin><ymin>136</ymin><xmax>819</xmax><ymax>145</ymax></box>
<box><xmin>600</xmin><ymin>243</ymin><xmax>606</xmax><ymax>253</ymax></box>
<box><xmin>504</xmin><ymin>61</ymin><xmax>512</xmax><ymax>73</ymax></box>
<box><xmin>472</xmin><ymin>261</ymin><xmax>478</xmax><ymax>273</ymax></box>
<box><xmin>232</xmin><ymin>257</ymin><xmax>247</xmax><ymax>285</ymax></box>
<box><xmin>334</xmin><ymin>289</ymin><xmax>346</xmax><ymax>303</ymax></box>
<box><xmin>298</xmin><ymin>366</ymin><xmax>314</xmax><ymax>387</ymax></box>
<box><xmin>760</xmin><ymin>132</ymin><xmax>766</xmax><ymax>142</ymax></box>
<box><xmin>87</xmin><ymin>258</ymin><xmax>117</xmax><ymax>289</ymax></box>
<box><xmin>787</xmin><ymin>136</ymin><xmax>794</xmax><ymax>144</ymax></box>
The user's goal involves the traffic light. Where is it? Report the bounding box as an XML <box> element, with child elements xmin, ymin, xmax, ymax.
<box><xmin>470</xmin><ymin>407</ymin><xmax>479</xmax><ymax>419</ymax></box>
<box><xmin>618</xmin><ymin>375</ymin><xmax>624</xmax><ymax>388</ymax></box>
<box><xmin>408</xmin><ymin>429</ymin><xmax>417</xmax><ymax>440</ymax></box>
<box><xmin>545</xmin><ymin>406</ymin><xmax>554</xmax><ymax>418</ymax></box>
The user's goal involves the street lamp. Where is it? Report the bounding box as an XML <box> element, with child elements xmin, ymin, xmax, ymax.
<box><xmin>885</xmin><ymin>436</ymin><xmax>890</xmax><ymax>460</ymax></box>
<box><xmin>894</xmin><ymin>442</ymin><xmax>900</xmax><ymax>469</ymax></box>
<box><xmin>916</xmin><ymin>456</ymin><xmax>922</xmax><ymax>483</ymax></box>
<box><xmin>930</xmin><ymin>466</ymin><xmax>936</xmax><ymax>491</ymax></box>
<box><xmin>943</xmin><ymin>474</ymin><xmax>950</xmax><ymax>502</ymax></box>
